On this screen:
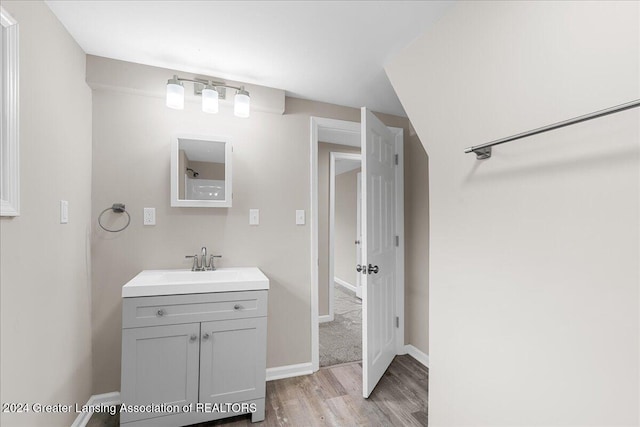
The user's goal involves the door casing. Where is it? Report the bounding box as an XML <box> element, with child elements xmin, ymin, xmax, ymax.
<box><xmin>310</xmin><ymin>116</ymin><xmax>405</xmax><ymax>374</ymax></box>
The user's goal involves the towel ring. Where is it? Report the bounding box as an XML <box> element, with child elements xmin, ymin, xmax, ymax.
<box><xmin>98</xmin><ymin>203</ymin><xmax>131</xmax><ymax>233</ymax></box>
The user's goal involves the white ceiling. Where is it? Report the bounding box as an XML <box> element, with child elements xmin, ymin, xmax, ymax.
<box><xmin>45</xmin><ymin>1</ymin><xmax>453</xmax><ymax>117</ymax></box>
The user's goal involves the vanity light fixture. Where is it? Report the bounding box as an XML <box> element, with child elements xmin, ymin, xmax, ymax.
<box><xmin>165</xmin><ymin>74</ymin><xmax>250</xmax><ymax>118</ymax></box>
<box><xmin>166</xmin><ymin>76</ymin><xmax>185</xmax><ymax>110</ymax></box>
<box><xmin>201</xmin><ymin>84</ymin><xmax>219</xmax><ymax>114</ymax></box>
<box><xmin>234</xmin><ymin>88</ymin><xmax>251</xmax><ymax>118</ymax></box>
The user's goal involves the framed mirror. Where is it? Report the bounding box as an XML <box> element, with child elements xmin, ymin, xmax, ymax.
<box><xmin>171</xmin><ymin>134</ymin><xmax>232</xmax><ymax>207</ymax></box>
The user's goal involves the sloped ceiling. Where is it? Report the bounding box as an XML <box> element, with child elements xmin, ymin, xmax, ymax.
<box><xmin>46</xmin><ymin>1</ymin><xmax>453</xmax><ymax>117</ymax></box>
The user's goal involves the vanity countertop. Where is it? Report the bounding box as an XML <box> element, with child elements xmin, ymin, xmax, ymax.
<box><xmin>122</xmin><ymin>267</ymin><xmax>269</xmax><ymax>298</ymax></box>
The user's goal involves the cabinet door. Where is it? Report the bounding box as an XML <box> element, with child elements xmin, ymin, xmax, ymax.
<box><xmin>199</xmin><ymin>318</ymin><xmax>267</xmax><ymax>404</ymax></box>
<box><xmin>121</xmin><ymin>323</ymin><xmax>200</xmax><ymax>422</ymax></box>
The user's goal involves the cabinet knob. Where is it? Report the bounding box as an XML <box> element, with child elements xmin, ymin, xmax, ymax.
<box><xmin>189</xmin><ymin>334</ymin><xmax>197</xmax><ymax>342</ymax></box>
<box><xmin>202</xmin><ymin>333</ymin><xmax>210</xmax><ymax>340</ymax></box>
<box><xmin>156</xmin><ymin>309</ymin><xmax>165</xmax><ymax>317</ymax></box>
<box><xmin>234</xmin><ymin>304</ymin><xmax>241</xmax><ymax>310</ymax></box>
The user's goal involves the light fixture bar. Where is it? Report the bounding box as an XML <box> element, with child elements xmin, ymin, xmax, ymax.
<box><xmin>174</xmin><ymin>76</ymin><xmax>244</xmax><ymax>92</ymax></box>
<box><xmin>166</xmin><ymin>75</ymin><xmax>251</xmax><ymax>117</ymax></box>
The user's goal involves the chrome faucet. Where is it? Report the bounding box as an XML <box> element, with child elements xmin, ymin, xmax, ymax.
<box><xmin>185</xmin><ymin>247</ymin><xmax>221</xmax><ymax>271</ymax></box>
<box><xmin>200</xmin><ymin>247</ymin><xmax>208</xmax><ymax>270</ymax></box>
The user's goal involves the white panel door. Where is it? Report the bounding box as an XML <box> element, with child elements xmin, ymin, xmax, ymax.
<box><xmin>361</xmin><ymin>107</ymin><xmax>397</xmax><ymax>398</ymax></box>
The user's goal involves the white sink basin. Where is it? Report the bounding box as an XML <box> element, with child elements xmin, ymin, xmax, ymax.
<box><xmin>122</xmin><ymin>267</ymin><xmax>269</xmax><ymax>297</ymax></box>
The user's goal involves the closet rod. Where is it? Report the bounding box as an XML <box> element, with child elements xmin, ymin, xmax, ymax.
<box><xmin>465</xmin><ymin>99</ymin><xmax>640</xmax><ymax>159</ymax></box>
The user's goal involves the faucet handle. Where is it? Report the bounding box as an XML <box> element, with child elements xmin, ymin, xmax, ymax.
<box><xmin>208</xmin><ymin>255</ymin><xmax>222</xmax><ymax>270</ymax></box>
<box><xmin>185</xmin><ymin>254</ymin><xmax>200</xmax><ymax>271</ymax></box>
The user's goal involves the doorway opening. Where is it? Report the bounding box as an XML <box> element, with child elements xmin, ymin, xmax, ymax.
<box><xmin>320</xmin><ymin>152</ymin><xmax>363</xmax><ymax>367</ymax></box>
<box><xmin>310</xmin><ymin>113</ymin><xmax>405</xmax><ymax>397</ymax></box>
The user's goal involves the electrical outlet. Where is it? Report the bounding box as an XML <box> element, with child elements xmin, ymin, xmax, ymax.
<box><xmin>143</xmin><ymin>207</ymin><xmax>156</xmax><ymax>225</ymax></box>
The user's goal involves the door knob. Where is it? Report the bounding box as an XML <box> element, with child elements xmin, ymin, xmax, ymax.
<box><xmin>367</xmin><ymin>264</ymin><xmax>379</xmax><ymax>274</ymax></box>
<box><xmin>189</xmin><ymin>334</ymin><xmax>197</xmax><ymax>342</ymax></box>
<box><xmin>202</xmin><ymin>333</ymin><xmax>210</xmax><ymax>340</ymax></box>
<box><xmin>156</xmin><ymin>309</ymin><xmax>165</xmax><ymax>317</ymax></box>
<box><xmin>356</xmin><ymin>264</ymin><xmax>363</xmax><ymax>273</ymax></box>
<box><xmin>355</xmin><ymin>240</ymin><xmax>361</xmax><ymax>245</ymax></box>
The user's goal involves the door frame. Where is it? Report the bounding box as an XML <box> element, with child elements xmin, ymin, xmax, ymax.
<box><xmin>310</xmin><ymin>116</ymin><xmax>405</xmax><ymax>373</ymax></box>
<box><xmin>329</xmin><ymin>152</ymin><xmax>362</xmax><ymax>318</ymax></box>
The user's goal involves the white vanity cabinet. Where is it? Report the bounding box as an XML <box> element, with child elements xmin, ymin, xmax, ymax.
<box><xmin>120</xmin><ymin>289</ymin><xmax>268</xmax><ymax>426</ymax></box>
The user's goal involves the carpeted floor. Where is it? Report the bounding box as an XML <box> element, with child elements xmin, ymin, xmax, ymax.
<box><xmin>319</xmin><ymin>285</ymin><xmax>362</xmax><ymax>367</ymax></box>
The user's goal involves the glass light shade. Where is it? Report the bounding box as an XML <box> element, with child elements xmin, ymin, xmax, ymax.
<box><xmin>166</xmin><ymin>80</ymin><xmax>185</xmax><ymax>110</ymax></box>
<box><xmin>234</xmin><ymin>90</ymin><xmax>250</xmax><ymax>118</ymax></box>
<box><xmin>202</xmin><ymin>86</ymin><xmax>219</xmax><ymax>114</ymax></box>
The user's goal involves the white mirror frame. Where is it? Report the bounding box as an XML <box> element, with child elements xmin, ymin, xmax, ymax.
<box><xmin>0</xmin><ymin>6</ymin><xmax>19</xmax><ymax>216</ymax></box>
<box><xmin>170</xmin><ymin>134</ymin><xmax>233</xmax><ymax>208</ymax></box>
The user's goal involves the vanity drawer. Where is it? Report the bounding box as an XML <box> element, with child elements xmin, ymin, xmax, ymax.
<box><xmin>122</xmin><ymin>290</ymin><xmax>267</xmax><ymax>328</ymax></box>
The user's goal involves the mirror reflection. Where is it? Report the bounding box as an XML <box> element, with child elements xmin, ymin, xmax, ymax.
<box><xmin>171</xmin><ymin>135</ymin><xmax>232</xmax><ymax>208</ymax></box>
<box><xmin>178</xmin><ymin>139</ymin><xmax>226</xmax><ymax>201</ymax></box>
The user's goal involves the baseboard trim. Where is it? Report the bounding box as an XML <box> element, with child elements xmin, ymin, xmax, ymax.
<box><xmin>266</xmin><ymin>362</ymin><xmax>314</xmax><ymax>381</ymax></box>
<box><xmin>72</xmin><ymin>364</ymin><xmax>314</xmax><ymax>426</ymax></box>
<box><xmin>404</xmin><ymin>344</ymin><xmax>429</xmax><ymax>368</ymax></box>
<box><xmin>71</xmin><ymin>391</ymin><xmax>121</xmax><ymax>427</ymax></box>
<box><xmin>318</xmin><ymin>314</ymin><xmax>334</xmax><ymax>323</ymax></box>
<box><xmin>334</xmin><ymin>277</ymin><xmax>356</xmax><ymax>293</ymax></box>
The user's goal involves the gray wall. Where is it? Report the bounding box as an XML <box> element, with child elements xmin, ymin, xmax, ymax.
<box><xmin>88</xmin><ymin>57</ymin><xmax>429</xmax><ymax>393</ymax></box>
<box><xmin>90</xmin><ymin>84</ymin><xmax>311</xmax><ymax>393</ymax></box>
<box><xmin>403</xmin><ymin>127</ymin><xmax>429</xmax><ymax>355</ymax></box>
<box><xmin>0</xmin><ymin>1</ymin><xmax>93</xmax><ymax>426</ymax></box>
<box><xmin>387</xmin><ymin>0</ymin><xmax>639</xmax><ymax>424</ymax></box>
<box><xmin>335</xmin><ymin>168</ymin><xmax>360</xmax><ymax>287</ymax></box>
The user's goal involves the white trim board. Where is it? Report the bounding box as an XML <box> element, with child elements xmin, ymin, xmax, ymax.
<box><xmin>404</xmin><ymin>345</ymin><xmax>429</xmax><ymax>368</ymax></box>
<box><xmin>266</xmin><ymin>362</ymin><xmax>314</xmax><ymax>381</ymax></box>
<box><xmin>390</xmin><ymin>126</ymin><xmax>406</xmax><ymax>356</ymax></box>
<box><xmin>334</xmin><ymin>277</ymin><xmax>357</xmax><ymax>293</ymax></box>
<box><xmin>318</xmin><ymin>314</ymin><xmax>334</xmax><ymax>323</ymax></box>
<box><xmin>0</xmin><ymin>6</ymin><xmax>20</xmax><ymax>216</ymax></box>
<box><xmin>71</xmin><ymin>392</ymin><xmax>122</xmax><ymax>427</ymax></box>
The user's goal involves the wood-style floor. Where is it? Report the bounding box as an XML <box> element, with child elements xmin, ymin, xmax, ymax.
<box><xmin>88</xmin><ymin>355</ymin><xmax>427</xmax><ymax>427</ymax></box>
<box><xmin>201</xmin><ymin>355</ymin><xmax>428</xmax><ymax>427</ymax></box>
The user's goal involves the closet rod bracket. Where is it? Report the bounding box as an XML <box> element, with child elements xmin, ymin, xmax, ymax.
<box><xmin>471</xmin><ymin>146</ymin><xmax>492</xmax><ymax>160</ymax></box>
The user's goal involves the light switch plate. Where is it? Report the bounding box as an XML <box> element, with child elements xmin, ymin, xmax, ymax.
<box><xmin>143</xmin><ymin>207</ymin><xmax>156</xmax><ymax>225</ymax></box>
<box><xmin>296</xmin><ymin>210</ymin><xmax>305</xmax><ymax>225</ymax></box>
<box><xmin>249</xmin><ymin>209</ymin><xmax>259</xmax><ymax>225</ymax></box>
<box><xmin>60</xmin><ymin>200</ymin><xmax>69</xmax><ymax>224</ymax></box>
